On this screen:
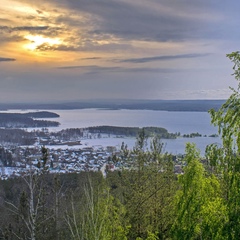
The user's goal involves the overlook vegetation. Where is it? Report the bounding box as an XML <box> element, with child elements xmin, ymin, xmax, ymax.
<box><xmin>1</xmin><ymin>52</ymin><xmax>240</xmax><ymax>239</ymax></box>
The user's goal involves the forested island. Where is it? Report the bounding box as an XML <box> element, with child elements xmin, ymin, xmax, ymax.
<box><xmin>0</xmin><ymin>111</ymin><xmax>60</xmax><ymax>128</ymax></box>
<box><xmin>23</xmin><ymin>111</ymin><xmax>59</xmax><ymax>118</ymax></box>
<box><xmin>86</xmin><ymin>126</ymin><xmax>178</xmax><ymax>138</ymax></box>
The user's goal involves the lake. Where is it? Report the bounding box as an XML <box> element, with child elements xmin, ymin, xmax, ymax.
<box><xmin>1</xmin><ymin>109</ymin><xmax>222</xmax><ymax>155</ymax></box>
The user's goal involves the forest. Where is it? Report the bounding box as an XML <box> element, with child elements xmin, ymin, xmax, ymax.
<box><xmin>0</xmin><ymin>52</ymin><xmax>240</xmax><ymax>239</ymax></box>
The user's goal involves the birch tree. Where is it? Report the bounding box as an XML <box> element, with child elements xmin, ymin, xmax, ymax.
<box><xmin>207</xmin><ymin>51</ymin><xmax>240</xmax><ymax>239</ymax></box>
<box><xmin>5</xmin><ymin>146</ymin><xmax>52</xmax><ymax>239</ymax></box>
<box><xmin>65</xmin><ymin>177</ymin><xmax>129</xmax><ymax>240</ymax></box>
<box><xmin>172</xmin><ymin>143</ymin><xmax>227</xmax><ymax>240</ymax></box>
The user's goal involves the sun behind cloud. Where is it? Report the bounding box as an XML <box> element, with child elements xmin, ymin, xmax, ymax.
<box><xmin>24</xmin><ymin>35</ymin><xmax>62</xmax><ymax>51</ymax></box>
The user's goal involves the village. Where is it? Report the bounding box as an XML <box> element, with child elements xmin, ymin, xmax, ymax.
<box><xmin>0</xmin><ymin>140</ymin><xmax>185</xmax><ymax>180</ymax></box>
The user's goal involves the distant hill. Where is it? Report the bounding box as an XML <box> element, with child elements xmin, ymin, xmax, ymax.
<box><xmin>0</xmin><ymin>100</ymin><xmax>225</xmax><ymax>112</ymax></box>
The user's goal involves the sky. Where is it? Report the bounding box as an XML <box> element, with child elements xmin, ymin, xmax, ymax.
<box><xmin>0</xmin><ymin>0</ymin><xmax>240</xmax><ymax>103</ymax></box>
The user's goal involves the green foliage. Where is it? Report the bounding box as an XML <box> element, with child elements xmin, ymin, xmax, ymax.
<box><xmin>66</xmin><ymin>178</ymin><xmax>129</xmax><ymax>240</ymax></box>
<box><xmin>83</xmin><ymin>184</ymin><xmax>129</xmax><ymax>240</ymax></box>
<box><xmin>172</xmin><ymin>143</ymin><xmax>227</xmax><ymax>240</ymax></box>
<box><xmin>136</xmin><ymin>231</ymin><xmax>160</xmax><ymax>240</ymax></box>
<box><xmin>209</xmin><ymin>52</ymin><xmax>240</xmax><ymax>151</ymax></box>
<box><xmin>113</xmin><ymin>131</ymin><xmax>176</xmax><ymax>239</ymax></box>
<box><xmin>206</xmin><ymin>51</ymin><xmax>240</xmax><ymax>239</ymax></box>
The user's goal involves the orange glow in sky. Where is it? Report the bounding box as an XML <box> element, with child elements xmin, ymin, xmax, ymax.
<box><xmin>0</xmin><ymin>0</ymin><xmax>238</xmax><ymax>102</ymax></box>
<box><xmin>24</xmin><ymin>35</ymin><xmax>62</xmax><ymax>51</ymax></box>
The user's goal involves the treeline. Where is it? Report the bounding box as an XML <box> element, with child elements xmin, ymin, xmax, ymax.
<box><xmin>51</xmin><ymin>128</ymin><xmax>84</xmax><ymax>141</ymax></box>
<box><xmin>0</xmin><ymin>112</ymin><xmax>60</xmax><ymax>128</ymax></box>
<box><xmin>0</xmin><ymin>129</ymin><xmax>35</xmax><ymax>146</ymax></box>
<box><xmin>0</xmin><ymin>126</ymin><xmax>177</xmax><ymax>147</ymax></box>
<box><xmin>0</xmin><ymin>147</ymin><xmax>13</xmax><ymax>167</ymax></box>
<box><xmin>87</xmin><ymin>126</ymin><xmax>178</xmax><ymax>139</ymax></box>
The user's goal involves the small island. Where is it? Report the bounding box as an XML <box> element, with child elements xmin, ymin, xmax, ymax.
<box><xmin>183</xmin><ymin>132</ymin><xmax>202</xmax><ymax>138</ymax></box>
<box><xmin>0</xmin><ymin>111</ymin><xmax>60</xmax><ymax>128</ymax></box>
<box><xmin>182</xmin><ymin>132</ymin><xmax>219</xmax><ymax>138</ymax></box>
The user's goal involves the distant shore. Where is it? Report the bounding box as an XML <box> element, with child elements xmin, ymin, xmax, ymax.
<box><xmin>0</xmin><ymin>99</ymin><xmax>225</xmax><ymax>112</ymax></box>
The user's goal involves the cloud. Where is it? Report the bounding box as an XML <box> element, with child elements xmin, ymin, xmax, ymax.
<box><xmin>53</xmin><ymin>0</ymin><xmax>222</xmax><ymax>43</ymax></box>
<box><xmin>0</xmin><ymin>57</ymin><xmax>16</xmax><ymax>62</ymax></box>
<box><xmin>0</xmin><ymin>25</ymin><xmax>59</xmax><ymax>44</ymax></box>
<box><xmin>35</xmin><ymin>43</ymin><xmax>79</xmax><ymax>51</ymax></box>
<box><xmin>3</xmin><ymin>0</ymin><xmax>240</xmax><ymax>49</ymax></box>
<box><xmin>57</xmin><ymin>65</ymin><xmax>120</xmax><ymax>71</ymax></box>
<box><xmin>169</xmin><ymin>88</ymin><xmax>232</xmax><ymax>99</ymax></box>
<box><xmin>0</xmin><ymin>18</ymin><xmax>13</xmax><ymax>24</ymax></box>
<box><xmin>0</xmin><ymin>25</ymin><xmax>49</xmax><ymax>32</ymax></box>
<box><xmin>57</xmin><ymin>65</ymin><xmax>181</xmax><ymax>74</ymax></box>
<box><xmin>15</xmin><ymin>0</ymin><xmax>218</xmax><ymax>44</ymax></box>
<box><xmin>0</xmin><ymin>1</ymin><xmax>227</xmax><ymax>55</ymax></box>
<box><xmin>0</xmin><ymin>34</ymin><xmax>24</xmax><ymax>44</ymax></box>
<box><xmin>0</xmin><ymin>0</ymin><xmax>238</xmax><ymax>103</ymax></box>
<box><xmin>80</xmin><ymin>57</ymin><xmax>102</xmax><ymax>60</ymax></box>
<box><xmin>13</xmin><ymin>26</ymin><xmax>49</xmax><ymax>31</ymax></box>
<box><xmin>36</xmin><ymin>10</ymin><xmax>43</xmax><ymax>14</ymax></box>
<box><xmin>118</xmin><ymin>53</ymin><xmax>211</xmax><ymax>63</ymax></box>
